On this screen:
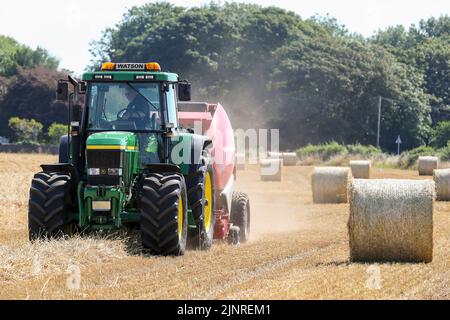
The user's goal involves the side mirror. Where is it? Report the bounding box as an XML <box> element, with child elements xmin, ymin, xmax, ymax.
<box><xmin>177</xmin><ymin>82</ymin><xmax>191</xmax><ymax>101</ymax></box>
<box><xmin>56</xmin><ymin>81</ymin><xmax>69</xmax><ymax>101</ymax></box>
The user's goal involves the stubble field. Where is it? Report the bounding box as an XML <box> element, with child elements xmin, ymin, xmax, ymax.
<box><xmin>1</xmin><ymin>153</ymin><xmax>450</xmax><ymax>300</ymax></box>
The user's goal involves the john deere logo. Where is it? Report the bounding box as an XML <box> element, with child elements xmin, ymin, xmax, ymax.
<box><xmin>100</xmin><ymin>168</ymin><xmax>108</xmax><ymax>175</ymax></box>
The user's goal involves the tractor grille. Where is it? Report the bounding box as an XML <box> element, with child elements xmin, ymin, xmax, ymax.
<box><xmin>86</xmin><ymin>149</ymin><xmax>122</xmax><ymax>186</ymax></box>
<box><xmin>87</xmin><ymin>149</ymin><xmax>122</xmax><ymax>168</ymax></box>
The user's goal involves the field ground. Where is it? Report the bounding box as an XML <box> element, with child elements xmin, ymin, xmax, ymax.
<box><xmin>1</xmin><ymin>153</ymin><xmax>450</xmax><ymax>299</ymax></box>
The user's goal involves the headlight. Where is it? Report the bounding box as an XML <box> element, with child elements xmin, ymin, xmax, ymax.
<box><xmin>108</xmin><ymin>168</ymin><xmax>122</xmax><ymax>176</ymax></box>
<box><xmin>88</xmin><ymin>168</ymin><xmax>100</xmax><ymax>175</ymax></box>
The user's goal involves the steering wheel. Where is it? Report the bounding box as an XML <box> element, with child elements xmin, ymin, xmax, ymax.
<box><xmin>117</xmin><ymin>108</ymin><xmax>129</xmax><ymax>120</ymax></box>
<box><xmin>117</xmin><ymin>108</ymin><xmax>145</xmax><ymax>120</ymax></box>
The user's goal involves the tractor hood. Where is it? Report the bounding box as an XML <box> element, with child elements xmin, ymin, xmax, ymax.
<box><xmin>86</xmin><ymin>132</ymin><xmax>138</xmax><ymax>150</ymax></box>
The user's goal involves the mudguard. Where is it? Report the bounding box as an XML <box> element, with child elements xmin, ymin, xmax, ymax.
<box><xmin>40</xmin><ymin>163</ymin><xmax>79</xmax><ymax>195</ymax></box>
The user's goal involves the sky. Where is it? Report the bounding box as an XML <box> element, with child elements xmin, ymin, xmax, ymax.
<box><xmin>0</xmin><ymin>0</ymin><xmax>448</xmax><ymax>75</ymax></box>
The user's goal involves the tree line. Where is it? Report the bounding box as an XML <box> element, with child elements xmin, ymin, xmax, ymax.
<box><xmin>0</xmin><ymin>35</ymin><xmax>58</xmax><ymax>76</ymax></box>
<box><xmin>0</xmin><ymin>2</ymin><xmax>449</xmax><ymax>152</ymax></box>
<box><xmin>90</xmin><ymin>2</ymin><xmax>449</xmax><ymax>152</ymax></box>
<box><xmin>0</xmin><ymin>35</ymin><xmax>68</xmax><ymax>143</ymax></box>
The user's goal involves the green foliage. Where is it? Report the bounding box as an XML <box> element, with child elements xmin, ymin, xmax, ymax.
<box><xmin>90</xmin><ymin>3</ymin><xmax>436</xmax><ymax>152</ymax></box>
<box><xmin>297</xmin><ymin>142</ymin><xmax>382</xmax><ymax>161</ymax></box>
<box><xmin>0</xmin><ymin>35</ymin><xmax>59</xmax><ymax>76</ymax></box>
<box><xmin>297</xmin><ymin>141</ymin><xmax>347</xmax><ymax>160</ymax></box>
<box><xmin>431</xmin><ymin>121</ymin><xmax>450</xmax><ymax>148</ymax></box>
<box><xmin>0</xmin><ymin>76</ymin><xmax>8</xmax><ymax>97</ymax></box>
<box><xmin>372</xmin><ymin>15</ymin><xmax>450</xmax><ymax>123</ymax></box>
<box><xmin>0</xmin><ymin>5</ymin><xmax>444</xmax><ymax>155</ymax></box>
<box><xmin>438</xmin><ymin>143</ymin><xmax>450</xmax><ymax>161</ymax></box>
<box><xmin>346</xmin><ymin>144</ymin><xmax>382</xmax><ymax>156</ymax></box>
<box><xmin>308</xmin><ymin>14</ymin><xmax>349</xmax><ymax>38</ymax></box>
<box><xmin>8</xmin><ymin>117</ymin><xmax>43</xmax><ymax>144</ymax></box>
<box><xmin>0</xmin><ymin>67</ymin><xmax>68</xmax><ymax>138</ymax></box>
<box><xmin>47</xmin><ymin>123</ymin><xmax>67</xmax><ymax>145</ymax></box>
<box><xmin>0</xmin><ymin>36</ymin><xmax>63</xmax><ymax>140</ymax></box>
<box><xmin>272</xmin><ymin>35</ymin><xmax>431</xmax><ymax>150</ymax></box>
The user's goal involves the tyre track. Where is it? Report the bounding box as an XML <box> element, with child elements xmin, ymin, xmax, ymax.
<box><xmin>191</xmin><ymin>240</ymin><xmax>346</xmax><ymax>299</ymax></box>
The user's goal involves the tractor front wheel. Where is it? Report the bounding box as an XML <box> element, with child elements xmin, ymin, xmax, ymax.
<box><xmin>140</xmin><ymin>173</ymin><xmax>188</xmax><ymax>256</ymax></box>
<box><xmin>28</xmin><ymin>172</ymin><xmax>73</xmax><ymax>240</ymax></box>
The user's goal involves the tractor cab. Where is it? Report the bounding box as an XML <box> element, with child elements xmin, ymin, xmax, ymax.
<box><xmin>81</xmin><ymin>62</ymin><xmax>190</xmax><ymax>162</ymax></box>
<box><xmin>83</xmin><ymin>62</ymin><xmax>187</xmax><ymax>132</ymax></box>
<box><xmin>57</xmin><ymin>62</ymin><xmax>192</xmax><ymax>168</ymax></box>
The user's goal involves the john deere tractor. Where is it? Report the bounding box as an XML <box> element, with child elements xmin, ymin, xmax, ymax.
<box><xmin>28</xmin><ymin>62</ymin><xmax>250</xmax><ymax>255</ymax></box>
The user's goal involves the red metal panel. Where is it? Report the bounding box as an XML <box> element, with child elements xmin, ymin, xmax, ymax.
<box><xmin>206</xmin><ymin>103</ymin><xmax>235</xmax><ymax>191</ymax></box>
<box><xmin>178</xmin><ymin>112</ymin><xmax>212</xmax><ymax>130</ymax></box>
<box><xmin>178</xmin><ymin>103</ymin><xmax>236</xmax><ymax>191</ymax></box>
<box><xmin>178</xmin><ymin>102</ymin><xmax>235</xmax><ymax>240</ymax></box>
<box><xmin>213</xmin><ymin>209</ymin><xmax>230</xmax><ymax>240</ymax></box>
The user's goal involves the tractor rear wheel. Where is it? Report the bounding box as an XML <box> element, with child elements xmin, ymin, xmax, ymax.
<box><xmin>28</xmin><ymin>172</ymin><xmax>73</xmax><ymax>240</ymax></box>
<box><xmin>140</xmin><ymin>173</ymin><xmax>188</xmax><ymax>256</ymax></box>
<box><xmin>230</xmin><ymin>191</ymin><xmax>251</xmax><ymax>243</ymax></box>
<box><xmin>186</xmin><ymin>154</ymin><xmax>215</xmax><ymax>250</ymax></box>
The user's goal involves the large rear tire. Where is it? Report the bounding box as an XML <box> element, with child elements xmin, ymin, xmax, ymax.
<box><xmin>186</xmin><ymin>153</ymin><xmax>215</xmax><ymax>250</ymax></box>
<box><xmin>230</xmin><ymin>191</ymin><xmax>251</xmax><ymax>243</ymax></box>
<box><xmin>140</xmin><ymin>173</ymin><xmax>188</xmax><ymax>256</ymax></box>
<box><xmin>28</xmin><ymin>172</ymin><xmax>73</xmax><ymax>240</ymax></box>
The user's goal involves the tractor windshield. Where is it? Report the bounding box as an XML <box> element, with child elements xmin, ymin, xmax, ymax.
<box><xmin>87</xmin><ymin>82</ymin><xmax>163</xmax><ymax>131</ymax></box>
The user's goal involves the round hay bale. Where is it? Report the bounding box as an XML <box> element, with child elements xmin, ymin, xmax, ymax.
<box><xmin>311</xmin><ymin>167</ymin><xmax>350</xmax><ymax>203</ymax></box>
<box><xmin>236</xmin><ymin>153</ymin><xmax>246</xmax><ymax>170</ymax></box>
<box><xmin>282</xmin><ymin>153</ymin><xmax>298</xmax><ymax>166</ymax></box>
<box><xmin>349</xmin><ymin>160</ymin><xmax>371</xmax><ymax>179</ymax></box>
<box><xmin>433</xmin><ymin>168</ymin><xmax>450</xmax><ymax>201</ymax></box>
<box><xmin>348</xmin><ymin>179</ymin><xmax>434</xmax><ymax>263</ymax></box>
<box><xmin>260</xmin><ymin>159</ymin><xmax>282</xmax><ymax>181</ymax></box>
<box><xmin>418</xmin><ymin>156</ymin><xmax>438</xmax><ymax>176</ymax></box>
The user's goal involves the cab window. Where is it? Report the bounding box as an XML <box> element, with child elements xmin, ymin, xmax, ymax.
<box><xmin>87</xmin><ymin>82</ymin><xmax>162</xmax><ymax>131</ymax></box>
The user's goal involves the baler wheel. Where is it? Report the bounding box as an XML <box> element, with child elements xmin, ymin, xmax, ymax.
<box><xmin>186</xmin><ymin>155</ymin><xmax>215</xmax><ymax>250</ymax></box>
<box><xmin>230</xmin><ymin>192</ymin><xmax>251</xmax><ymax>243</ymax></box>
<box><xmin>140</xmin><ymin>173</ymin><xmax>188</xmax><ymax>256</ymax></box>
<box><xmin>28</xmin><ymin>172</ymin><xmax>72</xmax><ymax>240</ymax></box>
<box><xmin>227</xmin><ymin>226</ymin><xmax>241</xmax><ymax>245</ymax></box>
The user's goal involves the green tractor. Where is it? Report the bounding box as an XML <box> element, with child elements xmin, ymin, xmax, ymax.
<box><xmin>28</xmin><ymin>62</ymin><xmax>250</xmax><ymax>255</ymax></box>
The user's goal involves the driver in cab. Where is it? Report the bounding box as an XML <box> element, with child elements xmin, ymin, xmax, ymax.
<box><xmin>121</xmin><ymin>88</ymin><xmax>151</xmax><ymax>128</ymax></box>
<box><xmin>122</xmin><ymin>87</ymin><xmax>160</xmax><ymax>162</ymax></box>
